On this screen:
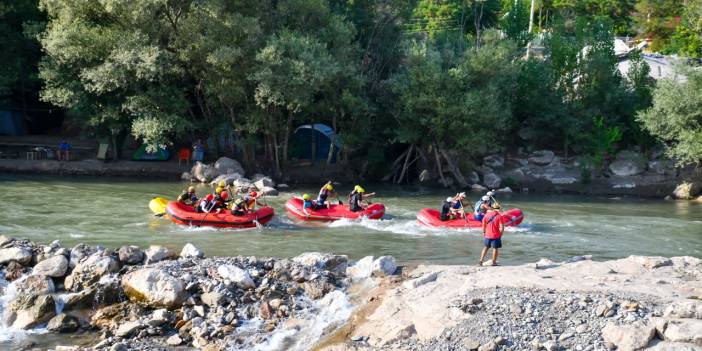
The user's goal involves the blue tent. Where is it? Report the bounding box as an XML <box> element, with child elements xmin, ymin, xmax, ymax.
<box><xmin>290</xmin><ymin>123</ymin><xmax>342</xmax><ymax>162</ymax></box>
<box><xmin>0</xmin><ymin>111</ymin><xmax>25</xmax><ymax>135</ymax></box>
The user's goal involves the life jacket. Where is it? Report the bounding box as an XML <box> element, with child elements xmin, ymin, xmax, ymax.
<box><xmin>233</xmin><ymin>197</ymin><xmax>247</xmax><ymax>210</ymax></box>
<box><xmin>349</xmin><ymin>193</ymin><xmax>363</xmax><ymax>212</ymax></box>
<box><xmin>474</xmin><ymin>200</ymin><xmax>487</xmax><ymax>214</ymax></box>
<box><xmin>318</xmin><ymin>188</ymin><xmax>329</xmax><ymax>202</ymax></box>
<box><xmin>440</xmin><ymin>201</ymin><xmax>452</xmax><ymax>219</ymax></box>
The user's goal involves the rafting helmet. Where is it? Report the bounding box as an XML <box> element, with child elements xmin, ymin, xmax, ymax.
<box><xmin>325</xmin><ymin>184</ymin><xmax>333</xmax><ymax>191</ymax></box>
<box><xmin>481</xmin><ymin>195</ymin><xmax>490</xmax><ymax>201</ymax></box>
<box><xmin>446</xmin><ymin>197</ymin><xmax>453</xmax><ymax>202</ymax></box>
<box><xmin>302</xmin><ymin>194</ymin><xmax>311</xmax><ymax>200</ymax></box>
<box><xmin>218</xmin><ymin>180</ymin><xmax>226</xmax><ymax>188</ymax></box>
<box><xmin>487</xmin><ymin>191</ymin><xmax>495</xmax><ymax>196</ymax></box>
<box><xmin>250</xmin><ymin>191</ymin><xmax>258</xmax><ymax>198</ymax></box>
<box><xmin>215</xmin><ymin>187</ymin><xmax>224</xmax><ymax>194</ymax></box>
<box><xmin>357</xmin><ymin>186</ymin><xmax>366</xmax><ymax>193</ymax></box>
<box><xmin>220</xmin><ymin>192</ymin><xmax>229</xmax><ymax>200</ymax></box>
<box><xmin>187</xmin><ymin>186</ymin><xmax>195</xmax><ymax>193</ymax></box>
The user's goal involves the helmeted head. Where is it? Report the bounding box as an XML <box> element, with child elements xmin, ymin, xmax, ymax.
<box><xmin>187</xmin><ymin>186</ymin><xmax>195</xmax><ymax>193</ymax></box>
<box><xmin>302</xmin><ymin>194</ymin><xmax>311</xmax><ymax>201</ymax></box>
<box><xmin>220</xmin><ymin>192</ymin><xmax>229</xmax><ymax>200</ymax></box>
<box><xmin>215</xmin><ymin>187</ymin><xmax>224</xmax><ymax>194</ymax></box>
<box><xmin>446</xmin><ymin>197</ymin><xmax>454</xmax><ymax>203</ymax></box>
<box><xmin>250</xmin><ymin>191</ymin><xmax>258</xmax><ymax>198</ymax></box>
<box><xmin>487</xmin><ymin>191</ymin><xmax>494</xmax><ymax>197</ymax></box>
<box><xmin>481</xmin><ymin>195</ymin><xmax>490</xmax><ymax>201</ymax></box>
<box><xmin>457</xmin><ymin>192</ymin><xmax>466</xmax><ymax>200</ymax></box>
<box><xmin>325</xmin><ymin>184</ymin><xmax>333</xmax><ymax>191</ymax></box>
<box><xmin>356</xmin><ymin>186</ymin><xmax>365</xmax><ymax>193</ymax></box>
<box><xmin>218</xmin><ymin>180</ymin><xmax>226</xmax><ymax>188</ymax></box>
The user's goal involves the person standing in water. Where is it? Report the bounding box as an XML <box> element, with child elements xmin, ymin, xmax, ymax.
<box><xmin>479</xmin><ymin>206</ymin><xmax>504</xmax><ymax>266</ymax></box>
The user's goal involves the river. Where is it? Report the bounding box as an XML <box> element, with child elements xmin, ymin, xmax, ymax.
<box><xmin>1</xmin><ymin>174</ymin><xmax>701</xmax><ymax>265</ymax></box>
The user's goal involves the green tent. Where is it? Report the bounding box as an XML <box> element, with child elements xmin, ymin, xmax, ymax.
<box><xmin>132</xmin><ymin>144</ymin><xmax>170</xmax><ymax>161</ymax></box>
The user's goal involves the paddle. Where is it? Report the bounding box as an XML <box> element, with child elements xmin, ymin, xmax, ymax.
<box><xmin>197</xmin><ymin>199</ymin><xmax>218</xmax><ymax>227</ymax></box>
<box><xmin>489</xmin><ymin>189</ymin><xmax>502</xmax><ymax>210</ymax></box>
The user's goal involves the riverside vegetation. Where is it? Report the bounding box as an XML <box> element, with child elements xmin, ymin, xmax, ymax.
<box><xmin>1</xmin><ymin>0</ymin><xmax>701</xmax><ymax>184</ymax></box>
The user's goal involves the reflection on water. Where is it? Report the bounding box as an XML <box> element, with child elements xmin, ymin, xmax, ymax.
<box><xmin>0</xmin><ymin>174</ymin><xmax>701</xmax><ymax>265</ymax></box>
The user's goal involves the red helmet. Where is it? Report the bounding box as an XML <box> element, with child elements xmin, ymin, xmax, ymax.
<box><xmin>220</xmin><ymin>192</ymin><xmax>229</xmax><ymax>200</ymax></box>
<box><xmin>249</xmin><ymin>191</ymin><xmax>258</xmax><ymax>198</ymax></box>
<box><xmin>205</xmin><ymin>193</ymin><xmax>214</xmax><ymax>201</ymax></box>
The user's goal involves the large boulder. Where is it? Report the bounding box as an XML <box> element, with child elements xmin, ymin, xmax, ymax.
<box><xmin>601</xmin><ymin>322</ymin><xmax>656</xmax><ymax>350</ymax></box>
<box><xmin>0</xmin><ymin>247</ymin><xmax>33</xmax><ymax>265</ymax></box>
<box><xmin>144</xmin><ymin>245</ymin><xmax>177</xmax><ymax>264</ymax></box>
<box><xmin>217</xmin><ymin>264</ymin><xmax>255</xmax><ymax>289</ymax></box>
<box><xmin>259</xmin><ymin>186</ymin><xmax>279</xmax><ymax>196</ymax></box>
<box><xmin>192</xmin><ymin>162</ymin><xmax>219</xmax><ymax>183</ymax></box>
<box><xmin>64</xmin><ymin>253</ymin><xmax>120</xmax><ymax>292</ymax></box>
<box><xmin>483</xmin><ymin>155</ymin><xmax>504</xmax><ymax>168</ymax></box>
<box><xmin>118</xmin><ymin>245</ymin><xmax>144</xmax><ymax>265</ymax></box>
<box><xmin>253</xmin><ymin>174</ymin><xmax>276</xmax><ymax>187</ymax></box>
<box><xmin>32</xmin><ymin>255</ymin><xmax>69</xmax><ymax>277</ymax></box>
<box><xmin>15</xmin><ymin>275</ymin><xmax>55</xmax><ymax>295</ymax></box>
<box><xmin>233</xmin><ymin>178</ymin><xmax>254</xmax><ymax>190</ymax></box>
<box><xmin>663</xmin><ymin>319</ymin><xmax>702</xmax><ymax>344</ymax></box>
<box><xmin>372</xmin><ymin>256</ymin><xmax>397</xmax><ymax>276</ymax></box>
<box><xmin>47</xmin><ymin>313</ymin><xmax>80</xmax><ymax>333</ymax></box>
<box><xmin>214</xmin><ymin>157</ymin><xmax>245</xmax><ymax>176</ymax></box>
<box><xmin>121</xmin><ymin>268</ymin><xmax>185</xmax><ymax>309</ymax></box>
<box><xmin>483</xmin><ymin>173</ymin><xmax>502</xmax><ymax>189</ymax></box>
<box><xmin>609</xmin><ymin>150</ymin><xmax>647</xmax><ymax>177</ymax></box>
<box><xmin>673</xmin><ymin>182</ymin><xmax>702</xmax><ymax>200</ymax></box>
<box><xmin>346</xmin><ymin>256</ymin><xmax>374</xmax><ymax>280</ymax></box>
<box><xmin>648</xmin><ymin>160</ymin><xmax>675</xmax><ymax>175</ymax></box>
<box><xmin>528</xmin><ymin>150</ymin><xmax>555</xmax><ymax>166</ymax></box>
<box><xmin>69</xmin><ymin>243</ymin><xmax>96</xmax><ymax>269</ymax></box>
<box><xmin>180</xmin><ymin>243</ymin><xmax>204</xmax><ymax>259</ymax></box>
<box><xmin>211</xmin><ymin>173</ymin><xmax>243</xmax><ymax>187</ymax></box>
<box><xmin>293</xmin><ymin>252</ymin><xmax>349</xmax><ymax>275</ymax></box>
<box><xmin>7</xmin><ymin>294</ymin><xmax>56</xmax><ymax>329</ymax></box>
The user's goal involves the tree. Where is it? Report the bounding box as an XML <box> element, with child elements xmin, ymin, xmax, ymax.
<box><xmin>633</xmin><ymin>0</ymin><xmax>684</xmax><ymax>52</ymax></box>
<box><xmin>637</xmin><ymin>68</ymin><xmax>702</xmax><ymax>166</ymax></box>
<box><xmin>666</xmin><ymin>1</ymin><xmax>702</xmax><ymax>58</ymax></box>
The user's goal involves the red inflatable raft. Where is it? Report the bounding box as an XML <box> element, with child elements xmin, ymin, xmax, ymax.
<box><xmin>285</xmin><ymin>198</ymin><xmax>385</xmax><ymax>221</ymax></box>
<box><xmin>166</xmin><ymin>201</ymin><xmax>275</xmax><ymax>228</ymax></box>
<box><xmin>416</xmin><ymin>208</ymin><xmax>524</xmax><ymax>229</ymax></box>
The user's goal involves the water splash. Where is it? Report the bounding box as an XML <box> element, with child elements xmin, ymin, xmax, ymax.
<box><xmin>0</xmin><ymin>276</ymin><xmax>47</xmax><ymax>342</ymax></box>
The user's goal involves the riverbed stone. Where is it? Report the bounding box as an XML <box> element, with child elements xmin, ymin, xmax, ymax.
<box><xmin>180</xmin><ymin>243</ymin><xmax>204</xmax><ymax>259</ymax></box>
<box><xmin>32</xmin><ymin>254</ymin><xmax>68</xmax><ymax>277</ymax></box>
<box><xmin>15</xmin><ymin>275</ymin><xmax>55</xmax><ymax>295</ymax></box>
<box><xmin>116</xmin><ymin>320</ymin><xmax>143</xmax><ymax>337</ymax></box>
<box><xmin>528</xmin><ymin>150</ymin><xmax>555</xmax><ymax>166</ymax></box>
<box><xmin>483</xmin><ymin>155</ymin><xmax>504</xmax><ymax>168</ymax></box>
<box><xmin>201</xmin><ymin>291</ymin><xmax>226</xmax><ymax>307</ymax></box>
<box><xmin>47</xmin><ymin>313</ymin><xmax>80</xmax><ymax>333</ymax></box>
<box><xmin>0</xmin><ymin>247</ymin><xmax>33</xmax><ymax>265</ymax></box>
<box><xmin>673</xmin><ymin>182</ymin><xmax>702</xmax><ymax>200</ymax></box>
<box><xmin>192</xmin><ymin>162</ymin><xmax>220</xmax><ymax>183</ymax></box>
<box><xmin>8</xmin><ymin>294</ymin><xmax>56</xmax><ymax>329</ymax></box>
<box><xmin>601</xmin><ymin>322</ymin><xmax>656</xmax><ymax>350</ymax></box>
<box><xmin>259</xmin><ymin>186</ymin><xmax>279</xmax><ymax>196</ymax></box>
<box><xmin>3</xmin><ymin>260</ymin><xmax>28</xmax><ymax>281</ymax></box>
<box><xmin>118</xmin><ymin>245</ymin><xmax>144</xmax><ymax>265</ymax></box>
<box><xmin>64</xmin><ymin>253</ymin><xmax>120</xmax><ymax>292</ymax></box>
<box><xmin>214</xmin><ymin>157</ymin><xmax>245</xmax><ymax>176</ymax></box>
<box><xmin>483</xmin><ymin>173</ymin><xmax>502</xmax><ymax>189</ymax></box>
<box><xmin>372</xmin><ymin>256</ymin><xmax>397</xmax><ymax>276</ymax></box>
<box><xmin>90</xmin><ymin>301</ymin><xmax>144</xmax><ymax>330</ymax></box>
<box><xmin>663</xmin><ymin>319</ymin><xmax>702</xmax><ymax>344</ymax></box>
<box><xmin>122</xmin><ymin>268</ymin><xmax>186</xmax><ymax>309</ymax></box>
<box><xmin>664</xmin><ymin>302</ymin><xmax>702</xmax><ymax>319</ymax></box>
<box><xmin>253</xmin><ymin>176</ymin><xmax>275</xmax><ymax>190</ymax></box>
<box><xmin>69</xmin><ymin>243</ymin><xmax>96</xmax><ymax>269</ymax></box>
<box><xmin>293</xmin><ymin>252</ymin><xmax>348</xmax><ymax>275</ymax></box>
<box><xmin>217</xmin><ymin>264</ymin><xmax>255</xmax><ymax>289</ymax></box>
<box><xmin>166</xmin><ymin>334</ymin><xmax>183</xmax><ymax>346</ymax></box>
<box><xmin>144</xmin><ymin>245</ymin><xmax>177</xmax><ymax>264</ymax></box>
<box><xmin>346</xmin><ymin>256</ymin><xmax>375</xmax><ymax>280</ymax></box>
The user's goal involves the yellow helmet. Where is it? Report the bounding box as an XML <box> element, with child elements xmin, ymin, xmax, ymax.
<box><xmin>357</xmin><ymin>186</ymin><xmax>365</xmax><ymax>193</ymax></box>
<box><xmin>215</xmin><ymin>187</ymin><xmax>224</xmax><ymax>194</ymax></box>
<box><xmin>218</xmin><ymin>180</ymin><xmax>226</xmax><ymax>188</ymax></box>
<box><xmin>354</xmin><ymin>185</ymin><xmax>361</xmax><ymax>192</ymax></box>
<box><xmin>325</xmin><ymin>184</ymin><xmax>333</xmax><ymax>191</ymax></box>
<box><xmin>187</xmin><ymin>186</ymin><xmax>195</xmax><ymax>193</ymax></box>
<box><xmin>302</xmin><ymin>194</ymin><xmax>311</xmax><ymax>200</ymax></box>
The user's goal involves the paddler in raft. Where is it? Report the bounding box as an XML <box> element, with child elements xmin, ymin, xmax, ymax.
<box><xmin>316</xmin><ymin>181</ymin><xmax>340</xmax><ymax>209</ymax></box>
<box><xmin>230</xmin><ymin>192</ymin><xmax>257</xmax><ymax>216</ymax></box>
<box><xmin>301</xmin><ymin>193</ymin><xmax>320</xmax><ymax>218</ymax></box>
<box><xmin>177</xmin><ymin>186</ymin><xmax>199</xmax><ymax>207</ymax></box>
<box><xmin>245</xmin><ymin>190</ymin><xmax>265</xmax><ymax>210</ymax></box>
<box><xmin>348</xmin><ymin>185</ymin><xmax>375</xmax><ymax>212</ymax></box>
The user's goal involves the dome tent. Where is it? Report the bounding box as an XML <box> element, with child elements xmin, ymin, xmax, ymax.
<box><xmin>290</xmin><ymin>123</ymin><xmax>342</xmax><ymax>163</ymax></box>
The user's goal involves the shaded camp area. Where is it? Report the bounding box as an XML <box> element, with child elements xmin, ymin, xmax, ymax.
<box><xmin>289</xmin><ymin>123</ymin><xmax>341</xmax><ymax>163</ymax></box>
<box><xmin>0</xmin><ymin>111</ymin><xmax>25</xmax><ymax>136</ymax></box>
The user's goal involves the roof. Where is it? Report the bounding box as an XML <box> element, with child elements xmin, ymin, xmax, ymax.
<box><xmin>294</xmin><ymin>123</ymin><xmax>342</xmax><ymax>147</ymax></box>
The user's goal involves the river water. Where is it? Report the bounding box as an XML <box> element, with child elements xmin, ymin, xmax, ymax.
<box><xmin>1</xmin><ymin>174</ymin><xmax>701</xmax><ymax>265</ymax></box>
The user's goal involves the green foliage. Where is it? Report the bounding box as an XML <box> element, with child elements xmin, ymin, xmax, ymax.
<box><xmin>665</xmin><ymin>1</ymin><xmax>702</xmax><ymax>58</ymax></box>
<box><xmin>638</xmin><ymin>67</ymin><xmax>702</xmax><ymax>165</ymax></box>
<box><xmin>501</xmin><ymin>0</ymin><xmax>531</xmax><ymax>47</ymax></box>
<box><xmin>634</xmin><ymin>0</ymin><xmax>684</xmax><ymax>52</ymax></box>
<box><xmin>584</xmin><ymin>116</ymin><xmax>622</xmax><ymax>174</ymax></box>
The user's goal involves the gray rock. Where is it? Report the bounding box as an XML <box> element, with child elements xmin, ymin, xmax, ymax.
<box><xmin>293</xmin><ymin>252</ymin><xmax>348</xmax><ymax>275</ymax></box>
<box><xmin>253</xmin><ymin>174</ymin><xmax>275</xmax><ymax>189</ymax></box>
<box><xmin>8</xmin><ymin>294</ymin><xmax>56</xmax><ymax>329</ymax></box>
<box><xmin>166</xmin><ymin>334</ymin><xmax>183</xmax><ymax>346</ymax></box>
<box><xmin>542</xmin><ymin>340</ymin><xmax>558</xmax><ymax>351</ymax></box>
<box><xmin>47</xmin><ymin>313</ymin><xmax>80</xmax><ymax>333</ymax></box>
<box><xmin>64</xmin><ymin>253</ymin><xmax>120</xmax><ymax>292</ymax></box>
<box><xmin>259</xmin><ymin>186</ymin><xmax>279</xmax><ymax>196</ymax></box>
<box><xmin>648</xmin><ymin>160</ymin><xmax>675</xmax><ymax>175</ymax></box>
<box><xmin>15</xmin><ymin>275</ymin><xmax>55</xmax><ymax>295</ymax></box>
<box><xmin>214</xmin><ymin>157</ymin><xmax>245</xmax><ymax>176</ymax></box>
<box><xmin>192</xmin><ymin>162</ymin><xmax>220</xmax><ymax>183</ymax></box>
<box><xmin>201</xmin><ymin>291</ymin><xmax>226</xmax><ymax>307</ymax></box>
<box><xmin>110</xmin><ymin>343</ymin><xmax>128</xmax><ymax>351</ymax></box>
<box><xmin>32</xmin><ymin>255</ymin><xmax>69</xmax><ymax>277</ymax></box>
<box><xmin>211</xmin><ymin>173</ymin><xmax>243</xmax><ymax>187</ymax></box>
<box><xmin>483</xmin><ymin>155</ymin><xmax>505</xmax><ymax>168</ymax></box>
<box><xmin>528</xmin><ymin>150</ymin><xmax>555</xmax><ymax>166</ymax></box>
<box><xmin>403</xmin><ymin>271</ymin><xmax>439</xmax><ymax>289</ymax></box>
<box><xmin>471</xmin><ymin>184</ymin><xmax>488</xmax><ymax>192</ymax></box>
<box><xmin>663</xmin><ymin>319</ymin><xmax>702</xmax><ymax>344</ymax></box>
<box><xmin>346</xmin><ymin>256</ymin><xmax>375</xmax><ymax>280</ymax></box>
<box><xmin>148</xmin><ymin>309</ymin><xmax>170</xmax><ymax>326</ymax></box>
<box><xmin>115</xmin><ymin>320</ymin><xmax>142</xmax><ymax>337</ymax></box>
<box><xmin>372</xmin><ymin>256</ymin><xmax>397</xmax><ymax>276</ymax></box>
<box><xmin>118</xmin><ymin>245</ymin><xmax>144</xmax><ymax>265</ymax></box>
<box><xmin>469</xmin><ymin>171</ymin><xmax>480</xmax><ymax>184</ymax></box>
<box><xmin>180</xmin><ymin>243</ymin><xmax>204</xmax><ymax>259</ymax></box>
<box><xmin>180</xmin><ymin>172</ymin><xmax>192</xmax><ymax>181</ymax></box>
<box><xmin>121</xmin><ymin>268</ymin><xmax>185</xmax><ymax>309</ymax></box>
<box><xmin>217</xmin><ymin>264</ymin><xmax>255</xmax><ymax>289</ymax></box>
<box><xmin>478</xmin><ymin>341</ymin><xmax>497</xmax><ymax>351</ymax></box>
<box><xmin>609</xmin><ymin>159</ymin><xmax>646</xmax><ymax>177</ymax></box>
<box><xmin>0</xmin><ymin>247</ymin><xmax>33</xmax><ymax>265</ymax></box>
<box><xmin>664</xmin><ymin>302</ymin><xmax>702</xmax><ymax>319</ymax></box>
<box><xmin>144</xmin><ymin>245</ymin><xmax>177</xmax><ymax>264</ymax></box>
<box><xmin>601</xmin><ymin>322</ymin><xmax>655</xmax><ymax>351</ymax></box>
<box><xmin>673</xmin><ymin>182</ymin><xmax>701</xmax><ymax>200</ymax></box>
<box><xmin>483</xmin><ymin>173</ymin><xmax>502</xmax><ymax>189</ymax></box>
<box><xmin>68</xmin><ymin>243</ymin><xmax>95</xmax><ymax>269</ymax></box>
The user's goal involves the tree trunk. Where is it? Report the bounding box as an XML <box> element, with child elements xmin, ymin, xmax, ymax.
<box><xmin>433</xmin><ymin>146</ymin><xmax>449</xmax><ymax>187</ymax></box>
<box><xmin>397</xmin><ymin>144</ymin><xmax>414</xmax><ymax>184</ymax></box>
<box><xmin>326</xmin><ymin>114</ymin><xmax>338</xmax><ymax>166</ymax></box>
<box><xmin>282</xmin><ymin>112</ymin><xmax>293</xmax><ymax>168</ymax></box>
<box><xmin>273</xmin><ymin>133</ymin><xmax>281</xmax><ymax>178</ymax></box>
<box><xmin>440</xmin><ymin>149</ymin><xmax>468</xmax><ymax>187</ymax></box>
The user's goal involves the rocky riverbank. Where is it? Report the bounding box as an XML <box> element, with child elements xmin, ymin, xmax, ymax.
<box><xmin>322</xmin><ymin>255</ymin><xmax>702</xmax><ymax>351</ymax></box>
<box><xmin>0</xmin><ymin>236</ymin><xmax>397</xmax><ymax>351</ymax></box>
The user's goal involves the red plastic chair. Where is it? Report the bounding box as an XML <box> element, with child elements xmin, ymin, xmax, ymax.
<box><xmin>178</xmin><ymin>148</ymin><xmax>191</xmax><ymax>167</ymax></box>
